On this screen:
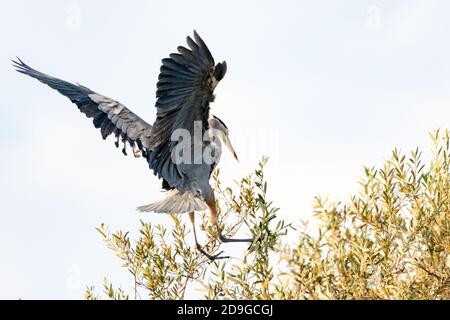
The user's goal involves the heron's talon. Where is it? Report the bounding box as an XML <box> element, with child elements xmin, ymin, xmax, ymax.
<box><xmin>196</xmin><ymin>246</ymin><xmax>229</xmax><ymax>261</ymax></box>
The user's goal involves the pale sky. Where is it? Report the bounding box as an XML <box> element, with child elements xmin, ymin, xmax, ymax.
<box><xmin>1</xmin><ymin>0</ymin><xmax>450</xmax><ymax>299</ymax></box>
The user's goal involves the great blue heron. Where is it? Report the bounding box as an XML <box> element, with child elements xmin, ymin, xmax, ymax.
<box><xmin>13</xmin><ymin>31</ymin><xmax>252</xmax><ymax>260</ymax></box>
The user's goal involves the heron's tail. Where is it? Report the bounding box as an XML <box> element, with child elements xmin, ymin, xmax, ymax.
<box><xmin>137</xmin><ymin>189</ymin><xmax>208</xmax><ymax>213</ymax></box>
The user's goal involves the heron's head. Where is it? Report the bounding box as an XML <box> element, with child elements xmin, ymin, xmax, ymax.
<box><xmin>208</xmin><ymin>115</ymin><xmax>239</xmax><ymax>162</ymax></box>
<box><xmin>214</xmin><ymin>61</ymin><xmax>227</xmax><ymax>81</ymax></box>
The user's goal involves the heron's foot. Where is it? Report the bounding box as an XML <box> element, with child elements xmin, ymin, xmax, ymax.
<box><xmin>219</xmin><ymin>233</ymin><xmax>254</xmax><ymax>244</ymax></box>
<box><xmin>196</xmin><ymin>244</ymin><xmax>230</xmax><ymax>261</ymax></box>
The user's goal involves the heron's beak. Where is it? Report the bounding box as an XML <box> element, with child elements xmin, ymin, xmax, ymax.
<box><xmin>218</xmin><ymin>131</ymin><xmax>239</xmax><ymax>162</ymax></box>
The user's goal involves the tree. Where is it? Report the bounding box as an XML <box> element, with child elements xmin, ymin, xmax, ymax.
<box><xmin>86</xmin><ymin>130</ymin><xmax>450</xmax><ymax>300</ymax></box>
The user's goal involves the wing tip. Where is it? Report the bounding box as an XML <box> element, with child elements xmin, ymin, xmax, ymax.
<box><xmin>12</xmin><ymin>57</ymin><xmax>35</xmax><ymax>75</ymax></box>
<box><xmin>193</xmin><ymin>29</ymin><xmax>199</xmax><ymax>39</ymax></box>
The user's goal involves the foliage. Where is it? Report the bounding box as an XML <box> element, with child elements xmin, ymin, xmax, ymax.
<box><xmin>86</xmin><ymin>131</ymin><xmax>450</xmax><ymax>300</ymax></box>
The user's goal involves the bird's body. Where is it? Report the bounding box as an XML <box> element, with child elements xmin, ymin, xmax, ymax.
<box><xmin>13</xmin><ymin>31</ymin><xmax>251</xmax><ymax>260</ymax></box>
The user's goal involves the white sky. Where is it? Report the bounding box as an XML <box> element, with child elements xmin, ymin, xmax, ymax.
<box><xmin>1</xmin><ymin>0</ymin><xmax>450</xmax><ymax>299</ymax></box>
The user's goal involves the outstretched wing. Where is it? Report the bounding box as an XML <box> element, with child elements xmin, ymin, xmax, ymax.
<box><xmin>147</xmin><ymin>31</ymin><xmax>220</xmax><ymax>188</ymax></box>
<box><xmin>13</xmin><ymin>58</ymin><xmax>153</xmax><ymax>157</ymax></box>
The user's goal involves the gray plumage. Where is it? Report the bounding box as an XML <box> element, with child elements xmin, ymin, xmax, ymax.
<box><xmin>12</xmin><ymin>31</ymin><xmax>228</xmax><ymax>214</ymax></box>
<box><xmin>12</xmin><ymin>58</ymin><xmax>153</xmax><ymax>157</ymax></box>
<box><xmin>141</xmin><ymin>31</ymin><xmax>228</xmax><ymax>213</ymax></box>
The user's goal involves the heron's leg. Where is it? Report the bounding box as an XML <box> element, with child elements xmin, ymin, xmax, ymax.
<box><xmin>206</xmin><ymin>198</ymin><xmax>253</xmax><ymax>243</ymax></box>
<box><xmin>189</xmin><ymin>211</ymin><xmax>229</xmax><ymax>261</ymax></box>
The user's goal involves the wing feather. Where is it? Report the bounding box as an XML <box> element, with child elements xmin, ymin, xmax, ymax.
<box><xmin>12</xmin><ymin>58</ymin><xmax>153</xmax><ymax>158</ymax></box>
<box><xmin>148</xmin><ymin>31</ymin><xmax>222</xmax><ymax>189</ymax></box>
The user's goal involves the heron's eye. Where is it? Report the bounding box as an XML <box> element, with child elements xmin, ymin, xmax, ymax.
<box><xmin>196</xmin><ymin>189</ymin><xmax>202</xmax><ymax>197</ymax></box>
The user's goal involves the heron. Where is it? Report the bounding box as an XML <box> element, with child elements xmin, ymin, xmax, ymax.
<box><xmin>13</xmin><ymin>31</ymin><xmax>252</xmax><ymax>260</ymax></box>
